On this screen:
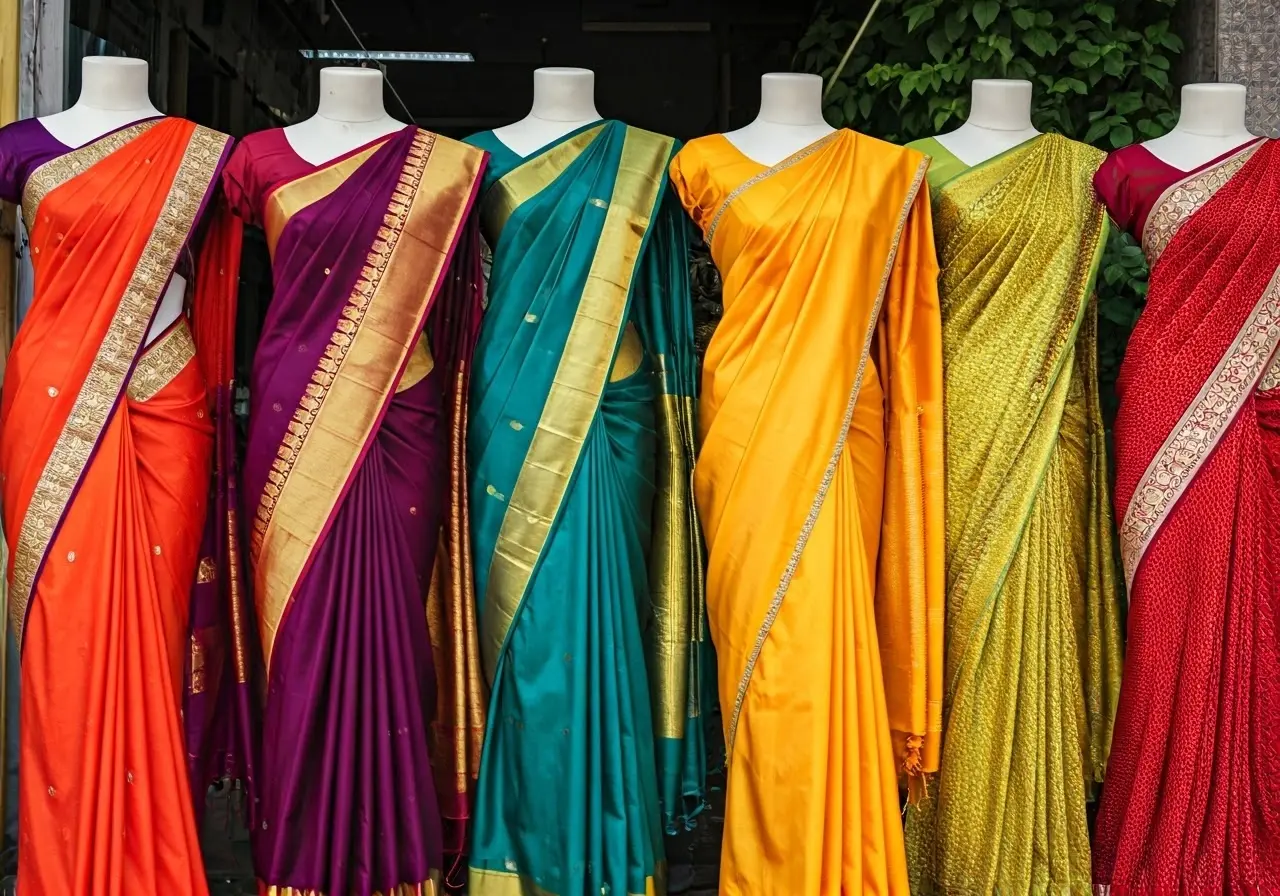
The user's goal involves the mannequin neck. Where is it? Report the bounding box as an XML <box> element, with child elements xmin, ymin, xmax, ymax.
<box><xmin>491</xmin><ymin>68</ymin><xmax>601</xmax><ymax>158</ymax></box>
<box><xmin>315</xmin><ymin>67</ymin><xmax>393</xmax><ymax>123</ymax></box>
<box><xmin>754</xmin><ymin>73</ymin><xmax>827</xmax><ymax>127</ymax></box>
<box><xmin>1170</xmin><ymin>83</ymin><xmax>1252</xmax><ymax>138</ymax></box>
<box><xmin>527</xmin><ymin>68</ymin><xmax>600</xmax><ymax>123</ymax></box>
<box><xmin>73</xmin><ymin>56</ymin><xmax>158</xmax><ymax>113</ymax></box>
<box><xmin>965</xmin><ymin>79</ymin><xmax>1035</xmax><ymax>131</ymax></box>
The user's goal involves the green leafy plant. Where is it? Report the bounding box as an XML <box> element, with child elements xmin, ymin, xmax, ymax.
<box><xmin>795</xmin><ymin>0</ymin><xmax>1183</xmax><ymax>421</ymax></box>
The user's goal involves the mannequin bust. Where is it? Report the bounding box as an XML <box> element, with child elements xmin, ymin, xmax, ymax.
<box><xmin>493</xmin><ymin>67</ymin><xmax>602</xmax><ymax>158</ymax></box>
<box><xmin>933</xmin><ymin>79</ymin><xmax>1041</xmax><ymax>167</ymax></box>
<box><xmin>720</xmin><ymin>73</ymin><xmax>835</xmax><ymax>166</ymax></box>
<box><xmin>39</xmin><ymin>56</ymin><xmax>180</xmax><ymax>345</ymax></box>
<box><xmin>1141</xmin><ymin>83</ymin><xmax>1258</xmax><ymax>171</ymax></box>
<box><xmin>283</xmin><ymin>67</ymin><xmax>408</xmax><ymax>166</ymax></box>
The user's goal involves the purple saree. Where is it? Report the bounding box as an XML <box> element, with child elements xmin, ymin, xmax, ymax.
<box><xmin>222</xmin><ymin>126</ymin><xmax>488</xmax><ymax>896</ymax></box>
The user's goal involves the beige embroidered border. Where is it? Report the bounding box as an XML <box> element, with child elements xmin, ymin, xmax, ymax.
<box><xmin>724</xmin><ymin>155</ymin><xmax>930</xmax><ymax>763</ymax></box>
<box><xmin>705</xmin><ymin>131</ymin><xmax>841</xmax><ymax>246</ymax></box>
<box><xmin>1140</xmin><ymin>138</ymin><xmax>1263</xmax><ymax>267</ymax></box>
<box><xmin>9</xmin><ymin>124</ymin><xmax>229</xmax><ymax>643</ymax></box>
<box><xmin>1119</xmin><ymin>263</ymin><xmax>1280</xmax><ymax>590</ymax></box>
<box><xmin>125</xmin><ymin>320</ymin><xmax>196</xmax><ymax>402</ymax></box>
<box><xmin>21</xmin><ymin>121</ymin><xmax>161</xmax><ymax>233</ymax></box>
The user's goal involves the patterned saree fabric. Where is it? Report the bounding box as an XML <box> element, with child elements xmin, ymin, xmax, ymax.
<box><xmin>1094</xmin><ymin>137</ymin><xmax>1280</xmax><ymax>893</ymax></box>
<box><xmin>462</xmin><ymin>121</ymin><xmax>705</xmax><ymax>896</ymax></box>
<box><xmin>0</xmin><ymin>116</ymin><xmax>232</xmax><ymax>895</ymax></box>
<box><xmin>902</xmin><ymin>134</ymin><xmax>1124</xmax><ymax>895</ymax></box>
<box><xmin>224</xmin><ymin>125</ymin><xmax>488</xmax><ymax>896</ymax></box>
<box><xmin>670</xmin><ymin>129</ymin><xmax>944</xmax><ymax>894</ymax></box>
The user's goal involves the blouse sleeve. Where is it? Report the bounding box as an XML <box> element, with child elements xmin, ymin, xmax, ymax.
<box><xmin>667</xmin><ymin>141</ymin><xmax>718</xmax><ymax>239</ymax></box>
<box><xmin>1093</xmin><ymin>150</ymin><xmax>1138</xmax><ymax>236</ymax></box>
<box><xmin>220</xmin><ymin>139</ymin><xmax>259</xmax><ymax>226</ymax></box>
<box><xmin>0</xmin><ymin>122</ymin><xmax>24</xmax><ymax>205</ymax></box>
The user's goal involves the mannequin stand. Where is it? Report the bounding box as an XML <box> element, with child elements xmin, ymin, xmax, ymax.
<box><xmin>1141</xmin><ymin>83</ymin><xmax>1258</xmax><ymax>171</ymax></box>
<box><xmin>283</xmin><ymin>67</ymin><xmax>408</xmax><ymax>166</ymax></box>
<box><xmin>720</xmin><ymin>73</ymin><xmax>835</xmax><ymax>167</ymax></box>
<box><xmin>492</xmin><ymin>67</ymin><xmax>602</xmax><ymax>158</ymax></box>
<box><xmin>933</xmin><ymin>79</ymin><xmax>1041</xmax><ymax>168</ymax></box>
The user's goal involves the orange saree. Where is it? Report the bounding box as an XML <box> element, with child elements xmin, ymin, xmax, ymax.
<box><xmin>670</xmin><ymin>131</ymin><xmax>944</xmax><ymax>893</ymax></box>
<box><xmin>0</xmin><ymin>117</ymin><xmax>234</xmax><ymax>895</ymax></box>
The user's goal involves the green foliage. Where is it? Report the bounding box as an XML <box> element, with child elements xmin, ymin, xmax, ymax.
<box><xmin>795</xmin><ymin>0</ymin><xmax>1183</xmax><ymax>421</ymax></box>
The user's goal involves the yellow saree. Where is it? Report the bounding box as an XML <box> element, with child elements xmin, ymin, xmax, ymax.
<box><xmin>670</xmin><ymin>131</ymin><xmax>944</xmax><ymax>893</ymax></box>
<box><xmin>902</xmin><ymin>134</ymin><xmax>1124</xmax><ymax>894</ymax></box>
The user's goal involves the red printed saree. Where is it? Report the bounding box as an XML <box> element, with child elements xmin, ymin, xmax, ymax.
<box><xmin>1094</xmin><ymin>137</ymin><xmax>1280</xmax><ymax>892</ymax></box>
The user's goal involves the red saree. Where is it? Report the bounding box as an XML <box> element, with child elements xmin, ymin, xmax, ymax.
<box><xmin>0</xmin><ymin>117</ymin><xmax>233</xmax><ymax>895</ymax></box>
<box><xmin>1094</xmin><ymin>138</ymin><xmax>1280</xmax><ymax>892</ymax></box>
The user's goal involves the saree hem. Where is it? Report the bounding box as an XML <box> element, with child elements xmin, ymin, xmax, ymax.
<box><xmin>258</xmin><ymin>874</ymin><xmax>441</xmax><ymax>896</ymax></box>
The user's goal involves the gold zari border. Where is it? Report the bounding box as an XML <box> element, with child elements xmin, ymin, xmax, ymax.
<box><xmin>468</xmin><ymin>864</ymin><xmax>664</xmax><ymax>896</ymax></box>
<box><xmin>479</xmin><ymin>126</ymin><xmax>675</xmax><ymax>681</ymax></box>
<box><xmin>9</xmin><ymin>124</ymin><xmax>229</xmax><ymax>643</ymax></box>
<box><xmin>260</xmin><ymin>871</ymin><xmax>440</xmax><ymax>896</ymax></box>
<box><xmin>1119</xmin><ymin>263</ymin><xmax>1280</xmax><ymax>589</ymax></box>
<box><xmin>21</xmin><ymin>120</ymin><xmax>161</xmax><ymax>233</ymax></box>
<box><xmin>1141</xmin><ymin>138</ymin><xmax>1262</xmax><ymax>267</ymax></box>
<box><xmin>126</xmin><ymin>320</ymin><xmax>196</xmax><ymax>402</ymax></box>
<box><xmin>724</xmin><ymin>155</ymin><xmax>930</xmax><ymax>762</ymax></box>
<box><xmin>251</xmin><ymin>130</ymin><xmax>486</xmax><ymax>670</ymax></box>
<box><xmin>480</xmin><ymin>125</ymin><xmax>604</xmax><ymax>244</ymax></box>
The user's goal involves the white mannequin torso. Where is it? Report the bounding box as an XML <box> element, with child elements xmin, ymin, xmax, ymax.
<box><xmin>932</xmin><ymin>79</ymin><xmax>1041</xmax><ymax>168</ymax></box>
<box><xmin>1141</xmin><ymin>83</ymin><xmax>1259</xmax><ymax>171</ymax></box>
<box><xmin>719</xmin><ymin>73</ymin><xmax>835</xmax><ymax>167</ymax></box>
<box><xmin>38</xmin><ymin>56</ymin><xmax>179</xmax><ymax>346</ymax></box>
<box><xmin>283</xmin><ymin>67</ymin><xmax>408</xmax><ymax>166</ymax></box>
<box><xmin>492</xmin><ymin>67</ymin><xmax>602</xmax><ymax>158</ymax></box>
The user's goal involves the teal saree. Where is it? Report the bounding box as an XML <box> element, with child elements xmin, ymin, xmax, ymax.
<box><xmin>463</xmin><ymin>121</ymin><xmax>707</xmax><ymax>895</ymax></box>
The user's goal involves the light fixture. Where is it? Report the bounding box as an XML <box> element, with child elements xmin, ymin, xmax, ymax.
<box><xmin>299</xmin><ymin>49</ymin><xmax>474</xmax><ymax>62</ymax></box>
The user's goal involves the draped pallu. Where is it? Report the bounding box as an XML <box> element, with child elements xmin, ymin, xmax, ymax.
<box><xmin>670</xmin><ymin>130</ymin><xmax>944</xmax><ymax>894</ymax></box>
<box><xmin>0</xmin><ymin>117</ymin><xmax>233</xmax><ymax>895</ymax></box>
<box><xmin>224</xmin><ymin>126</ymin><xmax>488</xmax><ymax>896</ymax></box>
<box><xmin>1094</xmin><ymin>137</ymin><xmax>1280</xmax><ymax>893</ymax></box>
<box><xmin>463</xmin><ymin>121</ymin><xmax>705</xmax><ymax>896</ymax></box>
<box><xmin>901</xmin><ymin>134</ymin><xmax>1124</xmax><ymax>894</ymax></box>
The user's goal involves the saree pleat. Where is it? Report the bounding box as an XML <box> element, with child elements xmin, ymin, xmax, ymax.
<box><xmin>902</xmin><ymin>134</ymin><xmax>1123</xmax><ymax>895</ymax></box>
<box><xmin>0</xmin><ymin>117</ymin><xmax>231</xmax><ymax>895</ymax></box>
<box><xmin>465</xmin><ymin>121</ymin><xmax>699</xmax><ymax>896</ymax></box>
<box><xmin>1094</xmin><ymin>138</ymin><xmax>1280</xmax><ymax>894</ymax></box>
<box><xmin>670</xmin><ymin>130</ymin><xmax>944</xmax><ymax>895</ymax></box>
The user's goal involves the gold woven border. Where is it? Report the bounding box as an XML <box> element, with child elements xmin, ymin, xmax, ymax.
<box><xmin>1119</xmin><ymin>263</ymin><xmax>1280</xmax><ymax>589</ymax></box>
<box><xmin>724</xmin><ymin>155</ymin><xmax>930</xmax><ymax>763</ymax></box>
<box><xmin>260</xmin><ymin>872</ymin><xmax>439</xmax><ymax>896</ymax></box>
<box><xmin>21</xmin><ymin>120</ymin><xmax>161</xmax><ymax>233</ymax></box>
<box><xmin>1141</xmin><ymin>138</ymin><xmax>1263</xmax><ymax>267</ymax></box>
<box><xmin>125</xmin><ymin>320</ymin><xmax>196</xmax><ymax>402</ymax></box>
<box><xmin>8</xmin><ymin>124</ymin><xmax>229</xmax><ymax>644</ymax></box>
<box><xmin>480</xmin><ymin>125</ymin><xmax>604</xmax><ymax>244</ymax></box>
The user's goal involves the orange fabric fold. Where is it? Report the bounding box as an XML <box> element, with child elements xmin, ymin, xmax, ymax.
<box><xmin>1</xmin><ymin>117</ymin><xmax>229</xmax><ymax>895</ymax></box>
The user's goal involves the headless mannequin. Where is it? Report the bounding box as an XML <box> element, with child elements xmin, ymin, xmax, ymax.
<box><xmin>933</xmin><ymin>79</ymin><xmax>1041</xmax><ymax>168</ymax></box>
<box><xmin>1141</xmin><ymin>83</ymin><xmax>1258</xmax><ymax>171</ymax></box>
<box><xmin>39</xmin><ymin>56</ymin><xmax>179</xmax><ymax>346</ymax></box>
<box><xmin>720</xmin><ymin>73</ymin><xmax>835</xmax><ymax>166</ymax></box>
<box><xmin>493</xmin><ymin>67</ymin><xmax>602</xmax><ymax>158</ymax></box>
<box><xmin>284</xmin><ymin>67</ymin><xmax>408</xmax><ymax>166</ymax></box>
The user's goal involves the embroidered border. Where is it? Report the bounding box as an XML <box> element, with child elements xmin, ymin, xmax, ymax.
<box><xmin>705</xmin><ymin>131</ymin><xmax>841</xmax><ymax>245</ymax></box>
<box><xmin>250</xmin><ymin>129</ymin><xmax>436</xmax><ymax>556</ymax></box>
<box><xmin>21</xmin><ymin>121</ymin><xmax>161</xmax><ymax>233</ymax></box>
<box><xmin>1119</xmin><ymin>263</ymin><xmax>1280</xmax><ymax>589</ymax></box>
<box><xmin>1141</xmin><ymin>139</ymin><xmax>1263</xmax><ymax>267</ymax></box>
<box><xmin>723</xmin><ymin>156</ymin><xmax>930</xmax><ymax>763</ymax></box>
<box><xmin>9</xmin><ymin>125</ymin><xmax>229</xmax><ymax>644</ymax></box>
<box><xmin>125</xmin><ymin>320</ymin><xmax>196</xmax><ymax>402</ymax></box>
